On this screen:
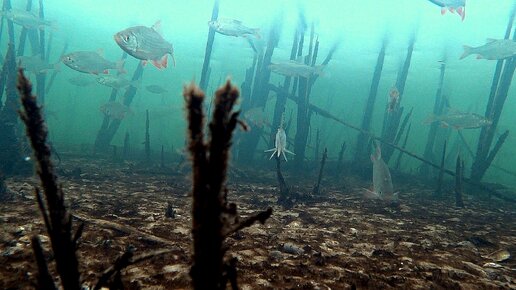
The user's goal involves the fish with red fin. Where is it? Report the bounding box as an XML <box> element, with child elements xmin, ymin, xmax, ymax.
<box><xmin>427</xmin><ymin>0</ymin><xmax>466</xmax><ymax>21</ymax></box>
<box><xmin>114</xmin><ymin>20</ymin><xmax>175</xmax><ymax>69</ymax></box>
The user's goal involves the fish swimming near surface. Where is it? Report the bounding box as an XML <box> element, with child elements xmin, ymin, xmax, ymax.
<box><xmin>427</xmin><ymin>0</ymin><xmax>466</xmax><ymax>21</ymax></box>
<box><xmin>208</xmin><ymin>18</ymin><xmax>260</xmax><ymax>38</ymax></box>
<box><xmin>364</xmin><ymin>143</ymin><xmax>397</xmax><ymax>201</ymax></box>
<box><xmin>114</xmin><ymin>21</ymin><xmax>175</xmax><ymax>69</ymax></box>
<box><xmin>2</xmin><ymin>9</ymin><xmax>55</xmax><ymax>30</ymax></box>
<box><xmin>425</xmin><ymin>111</ymin><xmax>492</xmax><ymax>129</ymax></box>
<box><xmin>96</xmin><ymin>75</ymin><xmax>139</xmax><ymax>90</ymax></box>
<box><xmin>17</xmin><ymin>55</ymin><xmax>59</xmax><ymax>74</ymax></box>
<box><xmin>62</xmin><ymin>50</ymin><xmax>125</xmax><ymax>75</ymax></box>
<box><xmin>99</xmin><ymin>102</ymin><xmax>131</xmax><ymax>120</ymax></box>
<box><xmin>460</xmin><ymin>39</ymin><xmax>516</xmax><ymax>60</ymax></box>
<box><xmin>269</xmin><ymin>60</ymin><xmax>325</xmax><ymax>78</ymax></box>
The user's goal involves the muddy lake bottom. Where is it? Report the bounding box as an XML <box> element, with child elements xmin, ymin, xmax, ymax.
<box><xmin>0</xmin><ymin>155</ymin><xmax>515</xmax><ymax>289</ymax></box>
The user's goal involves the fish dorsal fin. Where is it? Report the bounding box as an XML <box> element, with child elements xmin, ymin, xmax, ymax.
<box><xmin>96</xmin><ymin>48</ymin><xmax>104</xmax><ymax>57</ymax></box>
<box><xmin>152</xmin><ymin>20</ymin><xmax>163</xmax><ymax>35</ymax></box>
<box><xmin>486</xmin><ymin>38</ymin><xmax>498</xmax><ymax>43</ymax></box>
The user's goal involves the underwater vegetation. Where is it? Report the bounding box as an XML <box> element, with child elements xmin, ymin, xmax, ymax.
<box><xmin>0</xmin><ymin>0</ymin><xmax>515</xmax><ymax>289</ymax></box>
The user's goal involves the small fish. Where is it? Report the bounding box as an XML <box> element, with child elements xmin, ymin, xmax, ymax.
<box><xmin>62</xmin><ymin>50</ymin><xmax>125</xmax><ymax>75</ymax></box>
<box><xmin>483</xmin><ymin>249</ymin><xmax>511</xmax><ymax>262</ymax></box>
<box><xmin>114</xmin><ymin>21</ymin><xmax>175</xmax><ymax>69</ymax></box>
<box><xmin>269</xmin><ymin>60</ymin><xmax>325</xmax><ymax>78</ymax></box>
<box><xmin>145</xmin><ymin>84</ymin><xmax>168</xmax><ymax>94</ymax></box>
<box><xmin>425</xmin><ymin>112</ymin><xmax>492</xmax><ymax>130</ymax></box>
<box><xmin>388</xmin><ymin>87</ymin><xmax>399</xmax><ymax>113</ymax></box>
<box><xmin>208</xmin><ymin>18</ymin><xmax>260</xmax><ymax>38</ymax></box>
<box><xmin>265</xmin><ymin>127</ymin><xmax>295</xmax><ymax>161</ymax></box>
<box><xmin>460</xmin><ymin>39</ymin><xmax>516</xmax><ymax>60</ymax></box>
<box><xmin>2</xmin><ymin>9</ymin><xmax>55</xmax><ymax>30</ymax></box>
<box><xmin>99</xmin><ymin>102</ymin><xmax>131</xmax><ymax>120</ymax></box>
<box><xmin>483</xmin><ymin>262</ymin><xmax>503</xmax><ymax>269</ymax></box>
<box><xmin>427</xmin><ymin>0</ymin><xmax>466</xmax><ymax>21</ymax></box>
<box><xmin>67</xmin><ymin>75</ymin><xmax>95</xmax><ymax>87</ymax></box>
<box><xmin>97</xmin><ymin>75</ymin><xmax>139</xmax><ymax>90</ymax></box>
<box><xmin>17</xmin><ymin>54</ymin><xmax>59</xmax><ymax>74</ymax></box>
<box><xmin>365</xmin><ymin>143</ymin><xmax>397</xmax><ymax>201</ymax></box>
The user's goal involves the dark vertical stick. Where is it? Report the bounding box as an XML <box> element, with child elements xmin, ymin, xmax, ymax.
<box><xmin>455</xmin><ymin>155</ymin><xmax>464</xmax><ymax>208</ymax></box>
<box><xmin>185</xmin><ymin>81</ymin><xmax>271</xmax><ymax>290</ymax></box>
<box><xmin>421</xmin><ymin>62</ymin><xmax>446</xmax><ymax>175</ymax></box>
<box><xmin>335</xmin><ymin>141</ymin><xmax>346</xmax><ymax>176</ymax></box>
<box><xmin>312</xmin><ymin>148</ymin><xmax>327</xmax><ymax>195</ymax></box>
<box><xmin>160</xmin><ymin>145</ymin><xmax>164</xmax><ymax>168</ymax></box>
<box><xmin>145</xmin><ymin>109</ymin><xmax>150</xmax><ymax>162</ymax></box>
<box><xmin>31</xmin><ymin>236</ymin><xmax>57</xmax><ymax>290</ymax></box>
<box><xmin>381</xmin><ymin>36</ymin><xmax>415</xmax><ymax>162</ymax></box>
<box><xmin>472</xmin><ymin>11</ymin><xmax>516</xmax><ymax>181</ymax></box>
<box><xmin>36</xmin><ymin>0</ymin><xmax>46</xmax><ymax>105</ymax></box>
<box><xmin>276</xmin><ymin>156</ymin><xmax>291</xmax><ymax>207</ymax></box>
<box><xmin>354</xmin><ymin>40</ymin><xmax>386</xmax><ymax>167</ymax></box>
<box><xmin>16</xmin><ymin>0</ymin><xmax>33</xmax><ymax>57</ymax></box>
<box><xmin>314</xmin><ymin>128</ymin><xmax>320</xmax><ymax>162</ymax></box>
<box><xmin>394</xmin><ymin>123</ymin><xmax>411</xmax><ymax>171</ymax></box>
<box><xmin>199</xmin><ymin>0</ymin><xmax>219</xmax><ymax>91</ymax></box>
<box><xmin>45</xmin><ymin>42</ymin><xmax>68</xmax><ymax>94</ymax></box>
<box><xmin>434</xmin><ymin>141</ymin><xmax>447</xmax><ymax>198</ymax></box>
<box><xmin>18</xmin><ymin>70</ymin><xmax>81</xmax><ymax>290</ymax></box>
<box><xmin>123</xmin><ymin>131</ymin><xmax>130</xmax><ymax>159</ymax></box>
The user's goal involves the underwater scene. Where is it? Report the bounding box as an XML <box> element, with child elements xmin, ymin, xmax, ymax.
<box><xmin>0</xmin><ymin>0</ymin><xmax>515</xmax><ymax>289</ymax></box>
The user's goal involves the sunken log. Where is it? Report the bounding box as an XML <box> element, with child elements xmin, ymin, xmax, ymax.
<box><xmin>199</xmin><ymin>0</ymin><xmax>219</xmax><ymax>91</ymax></box>
<box><xmin>381</xmin><ymin>36</ymin><xmax>415</xmax><ymax>162</ymax></box>
<box><xmin>394</xmin><ymin>123</ymin><xmax>411</xmax><ymax>171</ymax></box>
<box><xmin>353</xmin><ymin>39</ymin><xmax>386</xmax><ymax>168</ymax></box>
<box><xmin>94</xmin><ymin>61</ymin><xmax>144</xmax><ymax>152</ymax></box>
<box><xmin>185</xmin><ymin>81</ymin><xmax>272</xmax><ymax>290</ymax></box>
<box><xmin>471</xmin><ymin>18</ymin><xmax>516</xmax><ymax>181</ymax></box>
<box><xmin>18</xmin><ymin>69</ymin><xmax>82</xmax><ymax>290</ymax></box>
<box><xmin>16</xmin><ymin>0</ymin><xmax>34</xmax><ymax>57</ymax></box>
<box><xmin>335</xmin><ymin>141</ymin><xmax>346</xmax><ymax>176</ymax></box>
<box><xmin>421</xmin><ymin>61</ymin><xmax>447</xmax><ymax>176</ymax></box>
<box><xmin>276</xmin><ymin>156</ymin><xmax>292</xmax><ymax>208</ymax></box>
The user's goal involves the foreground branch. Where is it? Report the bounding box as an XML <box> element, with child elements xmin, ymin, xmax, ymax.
<box><xmin>18</xmin><ymin>69</ymin><xmax>82</xmax><ymax>290</ymax></box>
<box><xmin>185</xmin><ymin>81</ymin><xmax>272</xmax><ymax>290</ymax></box>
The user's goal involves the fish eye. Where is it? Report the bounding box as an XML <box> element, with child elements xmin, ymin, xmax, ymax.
<box><xmin>124</xmin><ymin>35</ymin><xmax>130</xmax><ymax>42</ymax></box>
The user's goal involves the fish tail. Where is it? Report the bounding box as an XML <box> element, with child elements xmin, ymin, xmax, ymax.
<box><xmin>460</xmin><ymin>45</ymin><xmax>473</xmax><ymax>60</ymax></box>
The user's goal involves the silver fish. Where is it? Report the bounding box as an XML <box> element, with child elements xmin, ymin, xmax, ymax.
<box><xmin>97</xmin><ymin>75</ymin><xmax>138</xmax><ymax>90</ymax></box>
<box><xmin>365</xmin><ymin>144</ymin><xmax>396</xmax><ymax>201</ymax></box>
<box><xmin>427</xmin><ymin>0</ymin><xmax>465</xmax><ymax>20</ymax></box>
<box><xmin>269</xmin><ymin>61</ymin><xmax>325</xmax><ymax>78</ymax></box>
<box><xmin>62</xmin><ymin>50</ymin><xmax>125</xmax><ymax>75</ymax></box>
<box><xmin>460</xmin><ymin>39</ymin><xmax>516</xmax><ymax>60</ymax></box>
<box><xmin>2</xmin><ymin>9</ymin><xmax>54</xmax><ymax>30</ymax></box>
<box><xmin>100</xmin><ymin>102</ymin><xmax>131</xmax><ymax>120</ymax></box>
<box><xmin>67</xmin><ymin>75</ymin><xmax>95</xmax><ymax>87</ymax></box>
<box><xmin>425</xmin><ymin>112</ymin><xmax>492</xmax><ymax>129</ymax></box>
<box><xmin>483</xmin><ymin>249</ymin><xmax>510</xmax><ymax>263</ymax></box>
<box><xmin>208</xmin><ymin>18</ymin><xmax>260</xmax><ymax>38</ymax></box>
<box><xmin>265</xmin><ymin>127</ymin><xmax>294</xmax><ymax>161</ymax></box>
<box><xmin>114</xmin><ymin>21</ymin><xmax>175</xmax><ymax>69</ymax></box>
<box><xmin>17</xmin><ymin>55</ymin><xmax>59</xmax><ymax>74</ymax></box>
<box><xmin>145</xmin><ymin>84</ymin><xmax>168</xmax><ymax>94</ymax></box>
